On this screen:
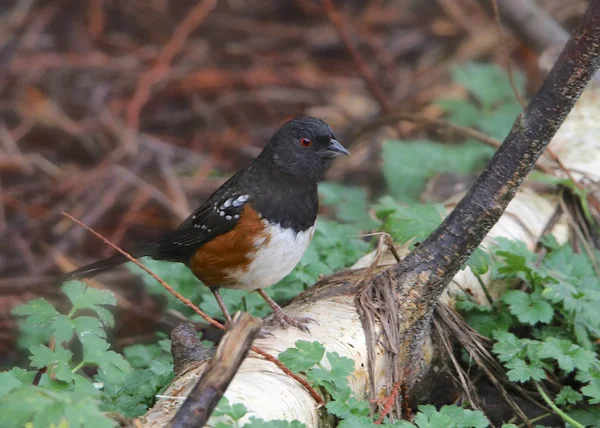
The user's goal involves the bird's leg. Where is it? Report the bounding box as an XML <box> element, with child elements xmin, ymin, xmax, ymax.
<box><xmin>257</xmin><ymin>289</ymin><xmax>317</xmax><ymax>333</ymax></box>
<box><xmin>210</xmin><ymin>287</ymin><xmax>233</xmax><ymax>325</ymax></box>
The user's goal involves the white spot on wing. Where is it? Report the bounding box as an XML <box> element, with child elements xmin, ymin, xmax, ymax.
<box><xmin>232</xmin><ymin>194</ymin><xmax>248</xmax><ymax>207</ymax></box>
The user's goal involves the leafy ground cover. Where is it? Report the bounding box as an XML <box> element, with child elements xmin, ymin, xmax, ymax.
<box><xmin>2</xmin><ymin>63</ymin><xmax>599</xmax><ymax>427</ymax></box>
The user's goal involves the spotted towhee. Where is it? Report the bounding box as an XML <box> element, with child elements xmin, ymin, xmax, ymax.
<box><xmin>59</xmin><ymin>117</ymin><xmax>349</xmax><ymax>332</ymax></box>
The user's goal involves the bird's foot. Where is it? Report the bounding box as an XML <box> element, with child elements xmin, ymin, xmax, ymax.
<box><xmin>265</xmin><ymin>310</ymin><xmax>318</xmax><ymax>333</ymax></box>
<box><xmin>257</xmin><ymin>328</ymin><xmax>275</xmax><ymax>339</ymax></box>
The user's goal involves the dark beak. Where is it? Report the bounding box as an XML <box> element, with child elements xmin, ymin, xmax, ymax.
<box><xmin>325</xmin><ymin>139</ymin><xmax>350</xmax><ymax>157</ymax></box>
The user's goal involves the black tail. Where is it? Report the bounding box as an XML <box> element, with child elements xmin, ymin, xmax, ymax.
<box><xmin>57</xmin><ymin>247</ymin><xmax>153</xmax><ymax>283</ymax></box>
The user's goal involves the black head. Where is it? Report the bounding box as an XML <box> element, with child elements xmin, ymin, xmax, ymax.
<box><xmin>261</xmin><ymin>117</ymin><xmax>350</xmax><ymax>182</ymax></box>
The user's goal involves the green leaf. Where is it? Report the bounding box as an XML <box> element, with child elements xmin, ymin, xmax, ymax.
<box><xmin>0</xmin><ymin>371</ymin><xmax>24</xmax><ymax>398</ymax></box>
<box><xmin>492</xmin><ymin>331</ymin><xmax>526</xmax><ymax>362</ymax></box>
<box><xmin>492</xmin><ymin>238</ymin><xmax>545</xmax><ymax>284</ymax></box>
<box><xmin>80</xmin><ymin>334</ymin><xmax>131</xmax><ymax>384</ymax></box>
<box><xmin>477</xmin><ymin>101</ymin><xmax>521</xmax><ymax>140</ymax></box>
<box><xmin>0</xmin><ymin>386</ymin><xmax>116</xmax><ymax>428</ymax></box>
<box><xmin>102</xmin><ymin>368</ymin><xmax>172</xmax><ymax>418</ymax></box>
<box><xmin>61</xmin><ymin>395</ymin><xmax>117</xmax><ymax>428</ymax></box>
<box><xmin>463</xmin><ymin>310</ymin><xmax>513</xmax><ymax>338</ymax></box>
<box><xmin>466</xmin><ymin>247</ymin><xmax>490</xmax><ymax>275</ymax></box>
<box><xmin>436</xmin><ymin>99</ymin><xmax>479</xmax><ymax>127</ymax></box>
<box><xmin>582</xmin><ymin>377</ymin><xmax>600</xmax><ymax>404</ymax></box>
<box><xmin>29</xmin><ymin>344</ymin><xmax>74</xmax><ymax>383</ymax></box>
<box><xmin>11</xmin><ymin>298</ymin><xmax>59</xmax><ymax>327</ymax></box>
<box><xmin>123</xmin><ymin>342</ymin><xmax>172</xmax><ymax>369</ymax></box>
<box><xmin>325</xmin><ymin>397</ymin><xmax>370</xmax><ymax>419</ymax></box>
<box><xmin>51</xmin><ymin>315</ymin><xmax>75</xmax><ymax>345</ymax></box>
<box><xmin>337</xmin><ymin>416</ymin><xmax>376</xmax><ymax>428</ymax></box>
<box><xmin>381</xmin><ymin>140</ymin><xmax>493</xmax><ymax>203</ymax></box>
<box><xmin>213</xmin><ymin>397</ymin><xmax>248</xmax><ymax>421</ymax></box>
<box><xmin>62</xmin><ymin>282</ymin><xmax>116</xmax><ymax>327</ymax></box>
<box><xmin>0</xmin><ymin>386</ymin><xmax>54</xmax><ymax>428</ymax></box>
<box><xmin>244</xmin><ymin>417</ymin><xmax>306</xmax><ymax>428</ymax></box>
<box><xmin>278</xmin><ymin>341</ymin><xmax>325</xmax><ymax>373</ymax></box>
<box><xmin>319</xmin><ymin>182</ymin><xmax>379</xmax><ymax>229</ymax></box>
<box><xmin>567</xmin><ymin>407</ymin><xmax>600</xmax><ymax>427</ymax></box>
<box><xmin>538</xmin><ymin>338</ymin><xmax>595</xmax><ymax>373</ymax></box>
<box><xmin>555</xmin><ymin>386</ymin><xmax>583</xmax><ymax>405</ymax></box>
<box><xmin>450</xmin><ymin>62</ymin><xmax>525</xmax><ymax>108</ymax></box>
<box><xmin>307</xmin><ymin>352</ymin><xmax>354</xmax><ymax>396</ymax></box>
<box><xmin>539</xmin><ymin>234</ymin><xmax>560</xmax><ymax>250</ymax></box>
<box><xmin>149</xmin><ymin>359</ymin><xmax>174</xmax><ymax>376</ymax></box>
<box><xmin>505</xmin><ymin>358</ymin><xmax>546</xmax><ymax>383</ymax></box>
<box><xmin>73</xmin><ymin>316</ymin><xmax>106</xmax><ymax>339</ymax></box>
<box><xmin>376</xmin><ymin>201</ymin><xmax>445</xmax><ymax>246</ymax></box>
<box><xmin>413</xmin><ymin>410</ymin><xmax>453</xmax><ymax>428</ymax></box>
<box><xmin>502</xmin><ymin>290</ymin><xmax>553</xmax><ymax>325</ymax></box>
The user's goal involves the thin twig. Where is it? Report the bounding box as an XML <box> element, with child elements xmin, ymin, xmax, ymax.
<box><xmin>321</xmin><ymin>0</ymin><xmax>392</xmax><ymax>113</ymax></box>
<box><xmin>126</xmin><ymin>0</ymin><xmax>218</xmax><ymax>131</ymax></box>
<box><xmin>491</xmin><ymin>0</ymin><xmax>526</xmax><ymax>108</ymax></box>
<box><xmin>62</xmin><ymin>212</ymin><xmax>224</xmax><ymax>330</ymax></box>
<box><xmin>349</xmin><ymin>112</ymin><xmax>556</xmax><ymax>173</ymax></box>
<box><xmin>250</xmin><ymin>347</ymin><xmax>325</xmax><ymax>405</ymax></box>
<box><xmin>544</xmin><ymin>148</ymin><xmax>600</xmax><ymax>214</ymax></box>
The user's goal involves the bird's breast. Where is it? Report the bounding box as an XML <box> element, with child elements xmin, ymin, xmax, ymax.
<box><xmin>189</xmin><ymin>204</ymin><xmax>316</xmax><ymax>290</ymax></box>
<box><xmin>228</xmin><ymin>220</ymin><xmax>316</xmax><ymax>290</ymax></box>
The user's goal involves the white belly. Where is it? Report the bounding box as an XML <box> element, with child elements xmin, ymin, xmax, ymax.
<box><xmin>227</xmin><ymin>221</ymin><xmax>315</xmax><ymax>290</ymax></box>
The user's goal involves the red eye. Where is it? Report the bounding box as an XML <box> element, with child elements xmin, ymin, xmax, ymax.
<box><xmin>300</xmin><ymin>137</ymin><xmax>312</xmax><ymax>147</ymax></box>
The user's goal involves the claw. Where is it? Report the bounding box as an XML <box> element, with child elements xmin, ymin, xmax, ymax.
<box><xmin>257</xmin><ymin>328</ymin><xmax>275</xmax><ymax>339</ymax></box>
<box><xmin>266</xmin><ymin>313</ymin><xmax>318</xmax><ymax>333</ymax></box>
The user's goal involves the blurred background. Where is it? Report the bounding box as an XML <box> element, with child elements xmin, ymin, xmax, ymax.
<box><xmin>0</xmin><ymin>0</ymin><xmax>587</xmax><ymax>367</ymax></box>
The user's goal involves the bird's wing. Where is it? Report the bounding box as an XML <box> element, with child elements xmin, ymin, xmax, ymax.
<box><xmin>151</xmin><ymin>191</ymin><xmax>251</xmax><ymax>261</ymax></box>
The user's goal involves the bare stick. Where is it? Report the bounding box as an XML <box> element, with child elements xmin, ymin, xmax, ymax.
<box><xmin>322</xmin><ymin>0</ymin><xmax>392</xmax><ymax>113</ymax></box>
<box><xmin>126</xmin><ymin>0</ymin><xmax>217</xmax><ymax>131</ymax></box>
<box><xmin>171</xmin><ymin>312</ymin><xmax>262</xmax><ymax>428</ymax></box>
<box><xmin>491</xmin><ymin>0</ymin><xmax>526</xmax><ymax>108</ymax></box>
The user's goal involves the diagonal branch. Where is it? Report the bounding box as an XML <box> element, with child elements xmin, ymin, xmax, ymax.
<box><xmin>397</xmin><ymin>0</ymin><xmax>600</xmax><ymax>302</ymax></box>
<box><xmin>361</xmin><ymin>1</ymin><xmax>600</xmax><ymax>398</ymax></box>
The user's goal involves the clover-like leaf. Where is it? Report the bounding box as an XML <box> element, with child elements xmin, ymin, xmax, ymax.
<box><xmin>278</xmin><ymin>341</ymin><xmax>325</xmax><ymax>373</ymax></box>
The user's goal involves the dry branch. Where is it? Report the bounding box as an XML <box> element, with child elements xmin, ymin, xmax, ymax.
<box><xmin>375</xmin><ymin>0</ymin><xmax>600</xmax><ymax>390</ymax></box>
<box><xmin>170</xmin><ymin>313</ymin><xmax>262</xmax><ymax>428</ymax></box>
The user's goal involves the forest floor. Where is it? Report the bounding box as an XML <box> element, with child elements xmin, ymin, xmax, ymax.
<box><xmin>0</xmin><ymin>0</ymin><xmax>586</xmax><ymax>368</ymax></box>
